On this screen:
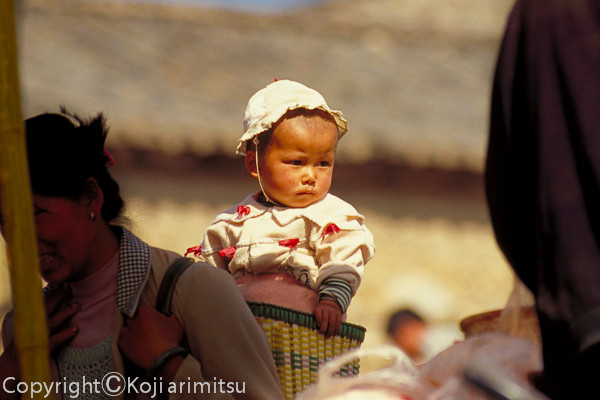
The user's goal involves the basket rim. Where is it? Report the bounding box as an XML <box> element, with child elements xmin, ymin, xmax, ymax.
<box><xmin>247</xmin><ymin>301</ymin><xmax>366</xmax><ymax>342</ymax></box>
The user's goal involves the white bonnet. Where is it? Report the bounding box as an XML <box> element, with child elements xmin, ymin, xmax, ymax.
<box><xmin>236</xmin><ymin>80</ymin><xmax>348</xmax><ymax>155</ymax></box>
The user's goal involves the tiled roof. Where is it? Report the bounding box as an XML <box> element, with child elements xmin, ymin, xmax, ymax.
<box><xmin>17</xmin><ymin>0</ymin><xmax>512</xmax><ymax>171</ymax></box>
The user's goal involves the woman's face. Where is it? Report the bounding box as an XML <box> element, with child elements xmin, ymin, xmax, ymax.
<box><xmin>32</xmin><ymin>195</ymin><xmax>97</xmax><ymax>283</ymax></box>
<box><xmin>0</xmin><ymin>193</ymin><xmax>96</xmax><ymax>283</ymax></box>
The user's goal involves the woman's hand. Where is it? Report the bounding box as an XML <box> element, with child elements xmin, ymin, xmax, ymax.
<box><xmin>44</xmin><ymin>286</ymin><xmax>80</xmax><ymax>352</ymax></box>
<box><xmin>314</xmin><ymin>299</ymin><xmax>342</xmax><ymax>338</ymax></box>
<box><xmin>0</xmin><ymin>286</ymin><xmax>79</xmax><ymax>400</ymax></box>
<box><xmin>118</xmin><ymin>303</ymin><xmax>185</xmax><ymax>381</ymax></box>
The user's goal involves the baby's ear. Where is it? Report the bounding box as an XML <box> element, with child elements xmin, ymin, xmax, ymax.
<box><xmin>245</xmin><ymin>151</ymin><xmax>259</xmax><ymax>178</ymax></box>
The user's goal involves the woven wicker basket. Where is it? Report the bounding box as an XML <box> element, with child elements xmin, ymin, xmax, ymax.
<box><xmin>247</xmin><ymin>302</ymin><xmax>366</xmax><ymax>400</ymax></box>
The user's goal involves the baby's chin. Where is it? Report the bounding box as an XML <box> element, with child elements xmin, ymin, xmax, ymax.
<box><xmin>284</xmin><ymin>196</ymin><xmax>327</xmax><ymax>208</ymax></box>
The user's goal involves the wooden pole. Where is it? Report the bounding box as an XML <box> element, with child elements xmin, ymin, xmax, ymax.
<box><xmin>0</xmin><ymin>0</ymin><xmax>51</xmax><ymax>394</ymax></box>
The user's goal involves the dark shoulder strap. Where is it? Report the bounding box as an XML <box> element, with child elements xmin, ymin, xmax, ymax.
<box><xmin>155</xmin><ymin>257</ymin><xmax>194</xmax><ymax>317</ymax></box>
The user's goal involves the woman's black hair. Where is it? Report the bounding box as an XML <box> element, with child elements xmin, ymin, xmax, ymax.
<box><xmin>25</xmin><ymin>108</ymin><xmax>124</xmax><ymax>222</ymax></box>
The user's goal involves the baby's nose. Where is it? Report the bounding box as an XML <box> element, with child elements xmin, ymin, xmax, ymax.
<box><xmin>302</xmin><ymin>167</ymin><xmax>316</xmax><ymax>184</ymax></box>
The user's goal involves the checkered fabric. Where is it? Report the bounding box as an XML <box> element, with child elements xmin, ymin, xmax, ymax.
<box><xmin>116</xmin><ymin>228</ymin><xmax>151</xmax><ymax>317</ymax></box>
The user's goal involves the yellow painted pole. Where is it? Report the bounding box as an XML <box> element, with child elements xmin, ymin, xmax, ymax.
<box><xmin>0</xmin><ymin>0</ymin><xmax>51</xmax><ymax>394</ymax></box>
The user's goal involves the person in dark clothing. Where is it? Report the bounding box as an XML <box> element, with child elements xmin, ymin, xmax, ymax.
<box><xmin>485</xmin><ymin>0</ymin><xmax>600</xmax><ymax>398</ymax></box>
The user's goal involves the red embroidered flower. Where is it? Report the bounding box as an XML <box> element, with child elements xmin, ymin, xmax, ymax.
<box><xmin>322</xmin><ymin>223</ymin><xmax>340</xmax><ymax>239</ymax></box>
<box><xmin>219</xmin><ymin>247</ymin><xmax>237</xmax><ymax>260</ymax></box>
<box><xmin>237</xmin><ymin>205</ymin><xmax>250</xmax><ymax>218</ymax></box>
<box><xmin>279</xmin><ymin>238</ymin><xmax>300</xmax><ymax>249</ymax></box>
<box><xmin>185</xmin><ymin>245</ymin><xmax>202</xmax><ymax>257</ymax></box>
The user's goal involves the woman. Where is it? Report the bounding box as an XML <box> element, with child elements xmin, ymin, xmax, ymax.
<box><xmin>0</xmin><ymin>110</ymin><xmax>283</xmax><ymax>399</ymax></box>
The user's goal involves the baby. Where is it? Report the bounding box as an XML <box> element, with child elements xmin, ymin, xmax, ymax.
<box><xmin>188</xmin><ymin>80</ymin><xmax>375</xmax><ymax>336</ymax></box>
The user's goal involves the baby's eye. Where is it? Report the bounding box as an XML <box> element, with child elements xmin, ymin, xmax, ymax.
<box><xmin>319</xmin><ymin>161</ymin><xmax>332</xmax><ymax>167</ymax></box>
<box><xmin>286</xmin><ymin>160</ymin><xmax>303</xmax><ymax>166</ymax></box>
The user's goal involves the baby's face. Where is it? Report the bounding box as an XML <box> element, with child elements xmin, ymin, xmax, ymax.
<box><xmin>256</xmin><ymin>117</ymin><xmax>338</xmax><ymax>208</ymax></box>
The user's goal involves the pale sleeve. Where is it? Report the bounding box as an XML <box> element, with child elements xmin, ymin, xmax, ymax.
<box><xmin>200</xmin><ymin>221</ymin><xmax>230</xmax><ymax>271</ymax></box>
<box><xmin>171</xmin><ymin>262</ymin><xmax>283</xmax><ymax>400</ymax></box>
<box><xmin>313</xmin><ymin>216</ymin><xmax>375</xmax><ymax>298</ymax></box>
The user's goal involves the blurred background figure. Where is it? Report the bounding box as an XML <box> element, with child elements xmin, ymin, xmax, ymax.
<box><xmin>386</xmin><ymin>308</ymin><xmax>462</xmax><ymax>364</ymax></box>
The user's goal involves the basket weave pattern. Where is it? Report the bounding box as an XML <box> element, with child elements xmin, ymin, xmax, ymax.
<box><xmin>247</xmin><ymin>302</ymin><xmax>366</xmax><ymax>400</ymax></box>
